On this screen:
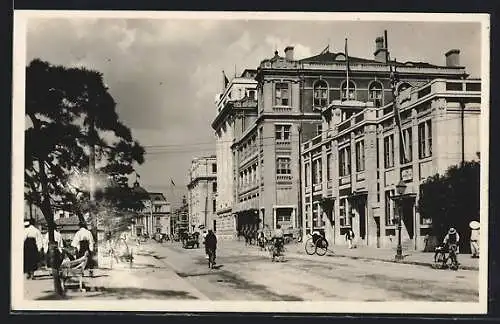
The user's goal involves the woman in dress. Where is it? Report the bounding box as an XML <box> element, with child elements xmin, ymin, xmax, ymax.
<box><xmin>24</xmin><ymin>219</ymin><xmax>43</xmax><ymax>279</ymax></box>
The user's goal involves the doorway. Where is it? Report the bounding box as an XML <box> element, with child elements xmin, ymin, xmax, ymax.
<box><xmin>213</xmin><ymin>220</ymin><xmax>217</xmax><ymax>233</ymax></box>
<box><xmin>401</xmin><ymin>199</ymin><xmax>414</xmax><ymax>239</ymax></box>
<box><xmin>374</xmin><ymin>216</ymin><xmax>381</xmax><ymax>248</ymax></box>
<box><xmin>358</xmin><ymin>198</ymin><xmax>366</xmax><ymax>240</ymax></box>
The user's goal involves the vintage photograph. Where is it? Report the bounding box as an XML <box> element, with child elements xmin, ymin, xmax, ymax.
<box><xmin>12</xmin><ymin>11</ymin><xmax>489</xmax><ymax>313</ymax></box>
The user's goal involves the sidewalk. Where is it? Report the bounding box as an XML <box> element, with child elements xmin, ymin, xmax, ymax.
<box><xmin>23</xmin><ymin>241</ymin><xmax>208</xmax><ymax>300</ymax></box>
<box><xmin>219</xmin><ymin>239</ymin><xmax>479</xmax><ymax>271</ymax></box>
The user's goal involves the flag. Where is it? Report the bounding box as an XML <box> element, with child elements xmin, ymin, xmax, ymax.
<box><xmin>170</xmin><ymin>179</ymin><xmax>176</xmax><ymax>187</ymax></box>
<box><xmin>320</xmin><ymin>44</ymin><xmax>329</xmax><ymax>54</ymax></box>
<box><xmin>222</xmin><ymin>70</ymin><xmax>229</xmax><ymax>89</ymax></box>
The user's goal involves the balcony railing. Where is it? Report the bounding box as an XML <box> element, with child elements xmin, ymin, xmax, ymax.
<box><xmin>273</xmin><ymin>106</ymin><xmax>293</xmax><ymax>112</ymax></box>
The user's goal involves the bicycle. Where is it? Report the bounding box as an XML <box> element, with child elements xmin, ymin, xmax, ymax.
<box><xmin>270</xmin><ymin>239</ymin><xmax>286</xmax><ymax>262</ymax></box>
<box><xmin>433</xmin><ymin>244</ymin><xmax>459</xmax><ymax>270</ymax></box>
<box><xmin>304</xmin><ymin>235</ymin><xmax>329</xmax><ymax>256</ymax></box>
<box><xmin>108</xmin><ymin>237</ymin><xmax>134</xmax><ymax>269</ymax></box>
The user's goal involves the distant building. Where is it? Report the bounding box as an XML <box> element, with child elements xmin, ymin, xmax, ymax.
<box><xmin>172</xmin><ymin>196</ymin><xmax>189</xmax><ymax>237</ymax></box>
<box><xmin>301</xmin><ymin>78</ymin><xmax>481</xmax><ymax>250</ymax></box>
<box><xmin>187</xmin><ymin>155</ymin><xmax>217</xmax><ymax>232</ymax></box>
<box><xmin>131</xmin><ymin>181</ymin><xmax>171</xmax><ymax>237</ymax></box>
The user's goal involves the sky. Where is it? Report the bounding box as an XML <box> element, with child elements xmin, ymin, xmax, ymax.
<box><xmin>25</xmin><ymin>16</ymin><xmax>482</xmax><ymax>208</ymax></box>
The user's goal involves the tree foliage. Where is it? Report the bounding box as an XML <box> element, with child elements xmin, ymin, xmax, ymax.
<box><xmin>25</xmin><ymin>58</ymin><xmax>146</xmax><ymax>224</ymax></box>
<box><xmin>24</xmin><ymin>59</ymin><xmax>147</xmax><ymax>296</ymax></box>
<box><xmin>418</xmin><ymin>161</ymin><xmax>480</xmax><ymax>253</ymax></box>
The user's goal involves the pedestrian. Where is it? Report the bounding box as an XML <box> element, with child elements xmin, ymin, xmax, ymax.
<box><xmin>24</xmin><ymin>219</ymin><xmax>43</xmax><ymax>279</ymax></box>
<box><xmin>42</xmin><ymin>224</ymin><xmax>64</xmax><ymax>269</ymax></box>
<box><xmin>345</xmin><ymin>228</ymin><xmax>355</xmax><ymax>249</ymax></box>
<box><xmin>71</xmin><ymin>221</ymin><xmax>95</xmax><ymax>276</ymax></box>
<box><xmin>202</xmin><ymin>230</ymin><xmax>208</xmax><ymax>259</ymax></box>
<box><xmin>205</xmin><ymin>229</ymin><xmax>217</xmax><ymax>265</ymax></box>
<box><xmin>469</xmin><ymin>221</ymin><xmax>480</xmax><ymax>258</ymax></box>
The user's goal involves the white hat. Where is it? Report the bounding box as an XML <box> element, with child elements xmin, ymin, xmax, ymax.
<box><xmin>448</xmin><ymin>227</ymin><xmax>457</xmax><ymax>235</ymax></box>
<box><xmin>24</xmin><ymin>220</ymin><xmax>30</xmax><ymax>227</ymax></box>
<box><xmin>469</xmin><ymin>221</ymin><xmax>480</xmax><ymax>230</ymax></box>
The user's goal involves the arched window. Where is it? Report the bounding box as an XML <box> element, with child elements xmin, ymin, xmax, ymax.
<box><xmin>397</xmin><ymin>82</ymin><xmax>411</xmax><ymax>94</ymax></box>
<box><xmin>341</xmin><ymin>80</ymin><xmax>356</xmax><ymax>100</ymax></box>
<box><xmin>368</xmin><ymin>81</ymin><xmax>383</xmax><ymax>107</ymax></box>
<box><xmin>313</xmin><ymin>80</ymin><xmax>329</xmax><ymax>108</ymax></box>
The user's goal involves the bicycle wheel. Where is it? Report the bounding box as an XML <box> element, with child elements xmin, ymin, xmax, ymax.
<box><xmin>315</xmin><ymin>238</ymin><xmax>328</xmax><ymax>256</ymax></box>
<box><xmin>305</xmin><ymin>238</ymin><xmax>316</xmax><ymax>255</ymax></box>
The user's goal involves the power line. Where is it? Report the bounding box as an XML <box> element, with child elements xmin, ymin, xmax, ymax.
<box><xmin>141</xmin><ymin>115</ymin><xmax>474</xmax><ymax>156</ymax></box>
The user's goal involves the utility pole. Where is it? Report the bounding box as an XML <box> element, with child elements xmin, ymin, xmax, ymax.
<box><xmin>88</xmin><ymin>111</ymin><xmax>98</xmax><ymax>268</ymax></box>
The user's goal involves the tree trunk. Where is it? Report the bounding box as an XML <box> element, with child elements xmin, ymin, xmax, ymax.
<box><xmin>39</xmin><ymin>161</ymin><xmax>65</xmax><ymax>298</ymax></box>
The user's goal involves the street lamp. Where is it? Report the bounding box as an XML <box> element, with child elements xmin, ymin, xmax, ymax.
<box><xmin>395</xmin><ymin>180</ymin><xmax>407</xmax><ymax>261</ymax></box>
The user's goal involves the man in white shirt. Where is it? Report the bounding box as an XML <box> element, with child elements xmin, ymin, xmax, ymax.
<box><xmin>24</xmin><ymin>219</ymin><xmax>43</xmax><ymax>279</ymax></box>
<box><xmin>71</xmin><ymin>222</ymin><xmax>95</xmax><ymax>275</ymax></box>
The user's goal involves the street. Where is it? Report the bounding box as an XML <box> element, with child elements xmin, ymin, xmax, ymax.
<box><xmin>136</xmin><ymin>240</ymin><xmax>479</xmax><ymax>302</ymax></box>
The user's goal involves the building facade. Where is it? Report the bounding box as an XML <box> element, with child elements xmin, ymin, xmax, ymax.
<box><xmin>131</xmin><ymin>181</ymin><xmax>171</xmax><ymax>237</ymax></box>
<box><xmin>301</xmin><ymin>78</ymin><xmax>481</xmax><ymax>250</ymax></box>
<box><xmin>213</xmin><ymin>34</ymin><xmax>470</xmax><ymax>238</ymax></box>
<box><xmin>172</xmin><ymin>196</ymin><xmax>189</xmax><ymax>237</ymax></box>
<box><xmin>212</xmin><ymin>70</ymin><xmax>258</xmax><ymax>239</ymax></box>
<box><xmin>187</xmin><ymin>156</ymin><xmax>217</xmax><ymax>232</ymax></box>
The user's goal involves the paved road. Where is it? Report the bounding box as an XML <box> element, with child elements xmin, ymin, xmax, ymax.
<box><xmin>143</xmin><ymin>241</ymin><xmax>479</xmax><ymax>302</ymax></box>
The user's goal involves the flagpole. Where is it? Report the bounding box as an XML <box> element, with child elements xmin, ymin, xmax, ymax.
<box><xmin>345</xmin><ymin>38</ymin><xmax>349</xmax><ymax>101</ymax></box>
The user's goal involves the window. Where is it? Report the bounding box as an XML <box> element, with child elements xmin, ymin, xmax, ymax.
<box><xmin>339</xmin><ymin>198</ymin><xmax>350</xmax><ymax>226</ymax></box>
<box><xmin>248</xmin><ymin>90</ymin><xmax>256</xmax><ymax>99</ymax></box>
<box><xmin>275</xmin><ymin>82</ymin><xmax>290</xmax><ymax>106</ymax></box>
<box><xmin>212</xmin><ymin>163</ymin><xmax>217</xmax><ymax>173</ymax></box>
<box><xmin>305</xmin><ymin>162</ymin><xmax>310</xmax><ymax>186</ymax></box>
<box><xmin>313</xmin><ymin>80</ymin><xmax>329</xmax><ymax>108</ymax></box>
<box><xmin>369</xmin><ymin>82</ymin><xmax>383</xmax><ymax>107</ymax></box>
<box><xmin>276</xmin><ymin>209</ymin><xmax>291</xmax><ymax>222</ymax></box>
<box><xmin>355</xmin><ymin>140</ymin><xmax>365</xmax><ymax>172</ymax></box>
<box><xmin>312</xmin><ymin>158</ymin><xmax>322</xmax><ymax>184</ymax></box>
<box><xmin>400</xmin><ymin>128</ymin><xmax>413</xmax><ymax>164</ymax></box>
<box><xmin>339</xmin><ymin>146</ymin><xmax>351</xmax><ymax>177</ymax></box>
<box><xmin>276</xmin><ymin>157</ymin><xmax>291</xmax><ymax>174</ymax></box>
<box><xmin>156</xmin><ymin>216</ymin><xmax>161</xmax><ymax>222</ymax></box>
<box><xmin>341</xmin><ymin>80</ymin><xmax>356</xmax><ymax>100</ymax></box>
<box><xmin>212</xmin><ymin>182</ymin><xmax>217</xmax><ymax>193</ymax></box>
<box><xmin>305</xmin><ymin>204</ymin><xmax>311</xmax><ymax>229</ymax></box>
<box><xmin>327</xmin><ymin>153</ymin><xmax>332</xmax><ymax>181</ymax></box>
<box><xmin>312</xmin><ymin>202</ymin><xmax>320</xmax><ymax>228</ymax></box>
<box><xmin>384</xmin><ymin>135</ymin><xmax>394</xmax><ymax>168</ymax></box>
<box><xmin>212</xmin><ymin>199</ymin><xmax>216</xmax><ymax>212</ymax></box>
<box><xmin>418</xmin><ymin>120</ymin><xmax>432</xmax><ymax>159</ymax></box>
<box><xmin>316</xmin><ymin>124</ymin><xmax>322</xmax><ymax>136</ymax></box>
<box><xmin>275</xmin><ymin>124</ymin><xmax>291</xmax><ymax>141</ymax></box>
<box><xmin>385</xmin><ymin>190</ymin><xmax>396</xmax><ymax>226</ymax></box>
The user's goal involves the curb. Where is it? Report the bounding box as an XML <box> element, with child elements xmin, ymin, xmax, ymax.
<box><xmin>286</xmin><ymin>250</ymin><xmax>479</xmax><ymax>271</ymax></box>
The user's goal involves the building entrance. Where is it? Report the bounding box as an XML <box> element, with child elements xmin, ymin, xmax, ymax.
<box><xmin>236</xmin><ymin>210</ymin><xmax>260</xmax><ymax>234</ymax></box>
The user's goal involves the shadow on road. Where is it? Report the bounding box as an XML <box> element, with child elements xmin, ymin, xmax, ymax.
<box><xmin>36</xmin><ymin>287</ymin><xmax>199</xmax><ymax>300</ymax></box>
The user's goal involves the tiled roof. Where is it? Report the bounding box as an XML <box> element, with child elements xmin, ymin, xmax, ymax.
<box><xmin>149</xmin><ymin>192</ymin><xmax>167</xmax><ymax>201</ymax></box>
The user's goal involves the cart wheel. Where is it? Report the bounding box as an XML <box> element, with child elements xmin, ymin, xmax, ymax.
<box><xmin>305</xmin><ymin>238</ymin><xmax>316</xmax><ymax>255</ymax></box>
<box><xmin>315</xmin><ymin>238</ymin><xmax>328</xmax><ymax>256</ymax></box>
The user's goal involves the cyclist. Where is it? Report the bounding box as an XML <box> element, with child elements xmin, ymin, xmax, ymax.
<box><xmin>443</xmin><ymin>227</ymin><xmax>460</xmax><ymax>266</ymax></box>
<box><xmin>272</xmin><ymin>225</ymin><xmax>285</xmax><ymax>256</ymax></box>
<box><xmin>205</xmin><ymin>229</ymin><xmax>217</xmax><ymax>266</ymax></box>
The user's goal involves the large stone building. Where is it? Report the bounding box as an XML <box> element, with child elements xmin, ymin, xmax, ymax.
<box><xmin>187</xmin><ymin>155</ymin><xmax>217</xmax><ymax>232</ymax></box>
<box><xmin>212</xmin><ymin>70</ymin><xmax>258</xmax><ymax>239</ymax></box>
<box><xmin>131</xmin><ymin>181</ymin><xmax>171</xmax><ymax>237</ymax></box>
<box><xmin>212</xmin><ymin>33</ymin><xmax>473</xmax><ymax>238</ymax></box>
<box><xmin>301</xmin><ymin>78</ymin><xmax>481</xmax><ymax>250</ymax></box>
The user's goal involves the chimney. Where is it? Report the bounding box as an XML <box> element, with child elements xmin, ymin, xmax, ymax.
<box><xmin>374</xmin><ymin>36</ymin><xmax>388</xmax><ymax>63</ymax></box>
<box><xmin>285</xmin><ymin>46</ymin><xmax>294</xmax><ymax>60</ymax></box>
<box><xmin>445</xmin><ymin>49</ymin><xmax>460</xmax><ymax>67</ymax></box>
